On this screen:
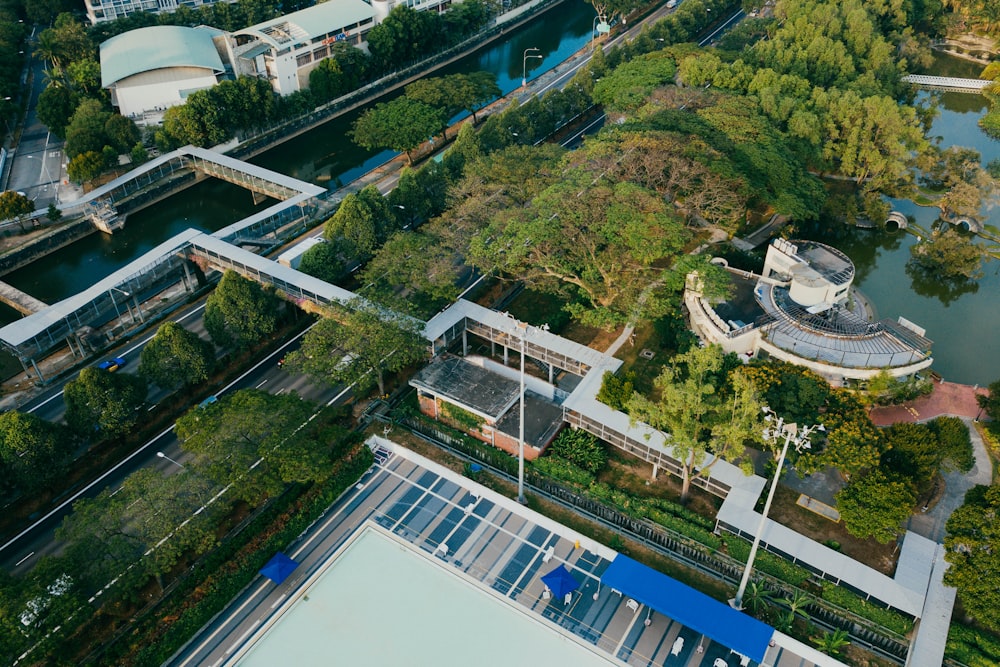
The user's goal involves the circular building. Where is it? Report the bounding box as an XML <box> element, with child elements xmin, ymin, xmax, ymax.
<box><xmin>686</xmin><ymin>239</ymin><xmax>932</xmax><ymax>383</ymax></box>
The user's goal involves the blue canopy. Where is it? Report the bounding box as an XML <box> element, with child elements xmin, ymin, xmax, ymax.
<box><xmin>260</xmin><ymin>552</ymin><xmax>298</xmax><ymax>585</ymax></box>
<box><xmin>601</xmin><ymin>555</ymin><xmax>773</xmax><ymax>662</ymax></box>
<box><xmin>541</xmin><ymin>564</ymin><xmax>580</xmax><ymax>598</ymax></box>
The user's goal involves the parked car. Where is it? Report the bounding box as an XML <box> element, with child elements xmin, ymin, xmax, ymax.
<box><xmin>98</xmin><ymin>356</ymin><xmax>126</xmax><ymax>372</ymax></box>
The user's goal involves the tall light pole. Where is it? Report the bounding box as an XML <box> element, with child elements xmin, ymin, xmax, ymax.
<box><xmin>730</xmin><ymin>408</ymin><xmax>824</xmax><ymax>610</ymax></box>
<box><xmin>108</xmin><ymin>286</ymin><xmax>130</xmax><ymax>322</ymax></box>
<box><xmin>157</xmin><ymin>451</ymin><xmax>186</xmax><ymax>470</ymax></box>
<box><xmin>522</xmin><ymin>47</ymin><xmax>542</xmax><ymax>88</ymax></box>
<box><xmin>517</xmin><ymin>321</ymin><xmax>527</xmax><ymax>504</ymax></box>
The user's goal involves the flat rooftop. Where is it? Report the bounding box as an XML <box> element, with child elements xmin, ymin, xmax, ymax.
<box><xmin>410</xmin><ymin>356</ymin><xmax>520</xmax><ymax>420</ymax></box>
<box><xmin>177</xmin><ymin>441</ymin><xmax>826</xmax><ymax>667</ymax></box>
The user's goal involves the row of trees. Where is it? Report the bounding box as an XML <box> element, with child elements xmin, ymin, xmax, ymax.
<box><xmin>157</xmin><ymin>2</ymin><xmax>491</xmax><ymax>151</ymax></box>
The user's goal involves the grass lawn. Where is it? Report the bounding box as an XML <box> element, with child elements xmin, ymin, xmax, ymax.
<box><xmin>767</xmin><ymin>484</ymin><xmax>898</xmax><ymax>576</ymax></box>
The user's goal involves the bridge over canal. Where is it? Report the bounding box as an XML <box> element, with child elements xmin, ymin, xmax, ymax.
<box><xmin>901</xmin><ymin>74</ymin><xmax>991</xmax><ymax>92</ymax></box>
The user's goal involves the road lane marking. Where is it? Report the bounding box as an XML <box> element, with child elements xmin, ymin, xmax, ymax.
<box><xmin>15</xmin><ymin>551</ymin><xmax>34</xmax><ymax>566</ymax></box>
<box><xmin>226</xmin><ymin>620</ymin><xmax>260</xmax><ymax>655</ymax></box>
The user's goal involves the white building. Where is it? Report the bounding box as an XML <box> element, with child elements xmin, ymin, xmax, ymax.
<box><xmin>685</xmin><ymin>239</ymin><xmax>933</xmax><ymax>383</ymax></box>
<box><xmin>86</xmin><ymin>0</ymin><xmax>234</xmax><ymax>25</ymax></box>
<box><xmin>100</xmin><ymin>25</ymin><xmax>228</xmax><ymax>120</ymax></box>
<box><xmin>228</xmin><ymin>0</ymin><xmax>377</xmax><ymax>96</ymax></box>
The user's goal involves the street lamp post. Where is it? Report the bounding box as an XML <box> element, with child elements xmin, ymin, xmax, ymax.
<box><xmin>108</xmin><ymin>286</ymin><xmax>131</xmax><ymax>322</ymax></box>
<box><xmin>522</xmin><ymin>47</ymin><xmax>542</xmax><ymax>88</ymax></box>
<box><xmin>157</xmin><ymin>450</ymin><xmax>186</xmax><ymax>470</ymax></box>
<box><xmin>730</xmin><ymin>408</ymin><xmax>824</xmax><ymax>610</ymax></box>
<box><xmin>503</xmin><ymin>313</ymin><xmax>549</xmax><ymax>504</ymax></box>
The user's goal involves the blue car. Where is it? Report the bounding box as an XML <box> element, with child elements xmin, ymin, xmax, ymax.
<box><xmin>98</xmin><ymin>356</ymin><xmax>127</xmax><ymax>372</ymax></box>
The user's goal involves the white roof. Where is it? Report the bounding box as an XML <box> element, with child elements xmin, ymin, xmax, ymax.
<box><xmin>100</xmin><ymin>25</ymin><xmax>224</xmax><ymax>88</ymax></box>
<box><xmin>234</xmin><ymin>0</ymin><xmax>375</xmax><ymax>49</ymax></box>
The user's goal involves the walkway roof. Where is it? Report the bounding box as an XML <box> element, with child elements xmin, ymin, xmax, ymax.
<box><xmin>601</xmin><ymin>554</ymin><xmax>773</xmax><ymax>662</ymax></box>
<box><xmin>234</xmin><ymin>0</ymin><xmax>375</xmax><ymax>49</ymax></box>
<box><xmin>100</xmin><ymin>25</ymin><xmax>225</xmax><ymax>88</ymax></box>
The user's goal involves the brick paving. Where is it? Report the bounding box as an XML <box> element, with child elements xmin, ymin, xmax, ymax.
<box><xmin>868</xmin><ymin>380</ymin><xmax>989</xmax><ymax>426</ymax></box>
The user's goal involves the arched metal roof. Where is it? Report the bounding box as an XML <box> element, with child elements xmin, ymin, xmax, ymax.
<box><xmin>100</xmin><ymin>25</ymin><xmax>225</xmax><ymax>89</ymax></box>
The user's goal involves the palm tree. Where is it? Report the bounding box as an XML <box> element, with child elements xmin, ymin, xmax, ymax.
<box><xmin>811</xmin><ymin>628</ymin><xmax>850</xmax><ymax>657</ymax></box>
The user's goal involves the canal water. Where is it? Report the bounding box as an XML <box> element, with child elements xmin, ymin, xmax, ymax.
<box><xmin>797</xmin><ymin>53</ymin><xmax>1000</xmax><ymax>385</ymax></box>
<box><xmin>7</xmin><ymin>14</ymin><xmax>1000</xmax><ymax>384</ymax></box>
<box><xmin>0</xmin><ymin>0</ymin><xmax>594</xmax><ymax>310</ymax></box>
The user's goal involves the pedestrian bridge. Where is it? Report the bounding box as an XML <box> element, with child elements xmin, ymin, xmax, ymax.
<box><xmin>901</xmin><ymin>75</ymin><xmax>991</xmax><ymax>92</ymax></box>
<box><xmin>0</xmin><ymin>281</ymin><xmax>47</xmax><ymax>315</ymax></box>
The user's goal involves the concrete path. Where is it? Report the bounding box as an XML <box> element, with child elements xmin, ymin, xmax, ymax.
<box><xmin>906</xmin><ymin>416</ymin><xmax>993</xmax><ymax>542</ymax></box>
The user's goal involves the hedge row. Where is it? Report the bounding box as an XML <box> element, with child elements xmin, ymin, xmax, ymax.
<box><xmin>946</xmin><ymin>623</ymin><xmax>1000</xmax><ymax>667</ymax></box>
<box><xmin>819</xmin><ymin>582</ymin><xmax>915</xmax><ymax>637</ymax></box>
<box><xmin>723</xmin><ymin>537</ymin><xmax>812</xmax><ymax>588</ymax></box>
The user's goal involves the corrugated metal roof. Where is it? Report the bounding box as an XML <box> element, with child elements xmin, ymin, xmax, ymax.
<box><xmin>100</xmin><ymin>25</ymin><xmax>225</xmax><ymax>89</ymax></box>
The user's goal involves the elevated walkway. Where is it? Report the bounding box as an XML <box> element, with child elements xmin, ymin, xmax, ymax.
<box><xmin>0</xmin><ymin>281</ymin><xmax>47</xmax><ymax>315</ymax></box>
<box><xmin>901</xmin><ymin>74</ymin><xmax>990</xmax><ymax>92</ymax></box>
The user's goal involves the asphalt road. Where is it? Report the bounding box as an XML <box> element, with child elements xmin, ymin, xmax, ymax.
<box><xmin>6</xmin><ymin>33</ymin><xmax>67</xmax><ymax>211</ymax></box>
<box><xmin>2</xmin><ymin>320</ymin><xmax>347</xmax><ymax>574</ymax></box>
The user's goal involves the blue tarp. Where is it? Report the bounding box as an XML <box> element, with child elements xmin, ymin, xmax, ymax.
<box><xmin>541</xmin><ymin>565</ymin><xmax>580</xmax><ymax>598</ymax></box>
<box><xmin>260</xmin><ymin>552</ymin><xmax>298</xmax><ymax>585</ymax></box>
<box><xmin>601</xmin><ymin>555</ymin><xmax>773</xmax><ymax>662</ymax></box>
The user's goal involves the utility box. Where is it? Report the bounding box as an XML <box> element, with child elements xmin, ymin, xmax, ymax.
<box><xmin>277</xmin><ymin>237</ymin><xmax>325</xmax><ymax>269</ymax></box>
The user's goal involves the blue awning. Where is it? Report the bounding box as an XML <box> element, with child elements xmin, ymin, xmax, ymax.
<box><xmin>601</xmin><ymin>555</ymin><xmax>773</xmax><ymax>662</ymax></box>
<box><xmin>260</xmin><ymin>552</ymin><xmax>298</xmax><ymax>585</ymax></box>
<box><xmin>541</xmin><ymin>565</ymin><xmax>579</xmax><ymax>599</ymax></box>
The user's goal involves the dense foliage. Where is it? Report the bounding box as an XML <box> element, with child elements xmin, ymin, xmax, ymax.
<box><xmin>945</xmin><ymin>484</ymin><xmax>1000</xmax><ymax>633</ymax></box>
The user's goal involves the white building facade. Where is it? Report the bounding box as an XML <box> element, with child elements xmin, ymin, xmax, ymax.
<box><xmin>100</xmin><ymin>25</ymin><xmax>228</xmax><ymax>120</ymax></box>
<box><xmin>86</xmin><ymin>0</ymin><xmax>235</xmax><ymax>25</ymax></box>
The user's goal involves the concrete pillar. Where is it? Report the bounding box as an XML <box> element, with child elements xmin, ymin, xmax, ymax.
<box><xmin>182</xmin><ymin>262</ymin><xmax>195</xmax><ymax>292</ymax></box>
<box><xmin>133</xmin><ymin>295</ymin><xmax>145</xmax><ymax>322</ymax></box>
<box><xmin>651</xmin><ymin>463</ymin><xmax>658</xmax><ymax>480</ymax></box>
<box><xmin>31</xmin><ymin>358</ymin><xmax>44</xmax><ymax>382</ymax></box>
<box><xmin>462</xmin><ymin>330</ymin><xmax>468</xmax><ymax>356</ymax></box>
<box><xmin>503</xmin><ymin>345</ymin><xmax>508</xmax><ymax>365</ymax></box>
<box><xmin>548</xmin><ymin>364</ymin><xmax>554</xmax><ymax>383</ymax></box>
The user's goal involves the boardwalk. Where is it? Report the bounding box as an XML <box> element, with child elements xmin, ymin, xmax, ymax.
<box><xmin>901</xmin><ymin>74</ymin><xmax>990</xmax><ymax>91</ymax></box>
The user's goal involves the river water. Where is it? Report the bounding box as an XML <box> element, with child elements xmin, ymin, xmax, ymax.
<box><xmin>6</xmin><ymin>15</ymin><xmax>999</xmax><ymax>384</ymax></box>
<box><xmin>797</xmin><ymin>53</ymin><xmax>1000</xmax><ymax>385</ymax></box>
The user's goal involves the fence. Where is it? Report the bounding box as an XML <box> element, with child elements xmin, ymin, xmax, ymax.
<box><xmin>395</xmin><ymin>412</ymin><xmax>911</xmax><ymax>663</ymax></box>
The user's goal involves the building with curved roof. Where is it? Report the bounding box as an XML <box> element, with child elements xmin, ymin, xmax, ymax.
<box><xmin>685</xmin><ymin>239</ymin><xmax>933</xmax><ymax>383</ymax></box>
<box><xmin>100</xmin><ymin>25</ymin><xmax>228</xmax><ymax>120</ymax></box>
<box><xmin>229</xmin><ymin>0</ymin><xmax>376</xmax><ymax>96</ymax></box>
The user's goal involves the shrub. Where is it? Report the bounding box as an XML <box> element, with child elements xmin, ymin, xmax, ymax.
<box><xmin>596</xmin><ymin>370</ymin><xmax>636</xmax><ymax>411</ymax></box>
<box><xmin>819</xmin><ymin>582</ymin><xmax>914</xmax><ymax>636</ymax></box>
<box><xmin>723</xmin><ymin>537</ymin><xmax>811</xmax><ymax>587</ymax></box>
<box><xmin>548</xmin><ymin>428</ymin><xmax>607</xmax><ymax>473</ymax></box>
<box><xmin>946</xmin><ymin>624</ymin><xmax>1000</xmax><ymax>667</ymax></box>
<box><xmin>531</xmin><ymin>456</ymin><xmax>595</xmax><ymax>487</ymax></box>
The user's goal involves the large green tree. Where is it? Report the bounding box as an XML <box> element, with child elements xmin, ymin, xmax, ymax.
<box><xmin>288</xmin><ymin>302</ymin><xmax>427</xmax><ymax>395</ymax></box>
<box><xmin>907</xmin><ymin>226</ymin><xmax>984</xmax><ymax>281</ymax></box>
<box><xmin>0</xmin><ymin>411</ymin><xmax>75</xmax><ymax>497</ymax></box>
<box><xmin>323</xmin><ymin>185</ymin><xmax>393</xmax><ymax>259</ymax></box>
<box><xmin>203</xmin><ymin>270</ymin><xmax>281</xmax><ymax>349</ymax></box>
<box><xmin>63</xmin><ymin>367</ymin><xmax>147</xmax><ymax>438</ymax></box>
<box><xmin>36</xmin><ymin>84</ymin><xmax>77</xmax><ymax>138</ymax></box>
<box><xmin>836</xmin><ymin>468</ymin><xmax>915</xmax><ymax>543</ymax></box>
<box><xmin>0</xmin><ymin>191</ymin><xmax>36</xmax><ymax>230</ymax></box>
<box><xmin>138</xmin><ymin>321</ymin><xmax>215</xmax><ymax>389</ymax></box>
<box><xmin>63</xmin><ymin>98</ymin><xmax>111</xmax><ymax>159</ymax></box>
<box><xmin>627</xmin><ymin>344</ymin><xmax>767</xmax><ymax>501</ymax></box>
<box><xmin>469</xmin><ymin>169</ymin><xmax>693</xmax><ymax>328</ymax></box>
<box><xmin>405</xmin><ymin>71</ymin><xmax>501</xmax><ymax>124</ymax></box>
<box><xmin>176</xmin><ymin>389</ymin><xmax>324</xmax><ymax>503</ymax></box>
<box><xmin>57</xmin><ymin>467</ymin><xmax>215</xmax><ymax>598</ymax></box>
<box><xmin>883</xmin><ymin>420</ymin><xmax>974</xmax><ymax>492</ymax></box>
<box><xmin>351</xmin><ymin>97</ymin><xmax>446</xmax><ymax>164</ymax></box>
<box><xmin>945</xmin><ymin>484</ymin><xmax>1000</xmax><ymax>633</ymax></box>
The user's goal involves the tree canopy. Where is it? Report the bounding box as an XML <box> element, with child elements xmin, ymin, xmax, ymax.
<box><xmin>287</xmin><ymin>302</ymin><xmax>427</xmax><ymax>395</ymax></box>
<box><xmin>627</xmin><ymin>344</ymin><xmax>767</xmax><ymax>501</ymax></box>
<box><xmin>836</xmin><ymin>468</ymin><xmax>915</xmax><ymax>543</ymax></box>
<box><xmin>139</xmin><ymin>321</ymin><xmax>216</xmax><ymax>389</ymax></box>
<box><xmin>176</xmin><ymin>389</ymin><xmax>324</xmax><ymax>504</ymax></box>
<box><xmin>203</xmin><ymin>270</ymin><xmax>281</xmax><ymax>349</ymax></box>
<box><xmin>945</xmin><ymin>484</ymin><xmax>1000</xmax><ymax>633</ymax></box>
<box><xmin>0</xmin><ymin>411</ymin><xmax>75</xmax><ymax>498</ymax></box>
<box><xmin>63</xmin><ymin>367</ymin><xmax>147</xmax><ymax>438</ymax></box>
<box><xmin>351</xmin><ymin>97</ymin><xmax>446</xmax><ymax>164</ymax></box>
